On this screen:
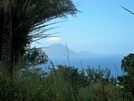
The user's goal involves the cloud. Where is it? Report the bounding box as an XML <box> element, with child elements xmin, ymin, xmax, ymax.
<box><xmin>46</xmin><ymin>37</ymin><xmax>60</xmax><ymax>43</ymax></box>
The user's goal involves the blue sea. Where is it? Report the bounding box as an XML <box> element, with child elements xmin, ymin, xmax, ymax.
<box><xmin>43</xmin><ymin>54</ymin><xmax>124</xmax><ymax>76</ymax></box>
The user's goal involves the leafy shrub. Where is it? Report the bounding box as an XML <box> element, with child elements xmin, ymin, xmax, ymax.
<box><xmin>0</xmin><ymin>65</ymin><xmax>133</xmax><ymax>101</ymax></box>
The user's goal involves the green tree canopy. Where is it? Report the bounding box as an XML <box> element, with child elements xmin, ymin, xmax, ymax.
<box><xmin>22</xmin><ymin>47</ymin><xmax>48</xmax><ymax>67</ymax></box>
<box><xmin>118</xmin><ymin>53</ymin><xmax>134</xmax><ymax>97</ymax></box>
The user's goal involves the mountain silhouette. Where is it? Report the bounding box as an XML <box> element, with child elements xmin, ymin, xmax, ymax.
<box><xmin>44</xmin><ymin>44</ymin><xmax>97</xmax><ymax>59</ymax></box>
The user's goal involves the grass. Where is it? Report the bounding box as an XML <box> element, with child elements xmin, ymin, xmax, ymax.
<box><xmin>0</xmin><ymin>65</ymin><xmax>133</xmax><ymax>101</ymax></box>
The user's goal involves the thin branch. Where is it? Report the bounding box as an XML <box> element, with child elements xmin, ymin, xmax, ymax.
<box><xmin>32</xmin><ymin>33</ymin><xmax>59</xmax><ymax>42</ymax></box>
<box><xmin>65</xmin><ymin>42</ymin><xmax>70</xmax><ymax>66</ymax></box>
<box><xmin>30</xmin><ymin>26</ymin><xmax>60</xmax><ymax>37</ymax></box>
<box><xmin>30</xmin><ymin>20</ymin><xmax>65</xmax><ymax>31</ymax></box>
<box><xmin>121</xmin><ymin>6</ymin><xmax>134</xmax><ymax>15</ymax></box>
<box><xmin>26</xmin><ymin>46</ymin><xmax>48</xmax><ymax>51</ymax></box>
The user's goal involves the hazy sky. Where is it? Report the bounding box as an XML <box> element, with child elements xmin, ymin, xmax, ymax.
<box><xmin>33</xmin><ymin>0</ymin><xmax>134</xmax><ymax>55</ymax></box>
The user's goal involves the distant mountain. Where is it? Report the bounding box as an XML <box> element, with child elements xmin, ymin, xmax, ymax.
<box><xmin>43</xmin><ymin>44</ymin><xmax>122</xmax><ymax>76</ymax></box>
<box><xmin>44</xmin><ymin>44</ymin><xmax>97</xmax><ymax>59</ymax></box>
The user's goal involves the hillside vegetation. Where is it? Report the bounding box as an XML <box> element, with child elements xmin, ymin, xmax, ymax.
<box><xmin>0</xmin><ymin>64</ymin><xmax>133</xmax><ymax>101</ymax></box>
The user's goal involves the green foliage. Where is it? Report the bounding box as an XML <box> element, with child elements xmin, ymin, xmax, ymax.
<box><xmin>118</xmin><ymin>53</ymin><xmax>134</xmax><ymax>97</ymax></box>
<box><xmin>121</xmin><ymin>53</ymin><xmax>134</xmax><ymax>73</ymax></box>
<box><xmin>51</xmin><ymin>65</ymin><xmax>88</xmax><ymax>88</ymax></box>
<box><xmin>22</xmin><ymin>47</ymin><xmax>48</xmax><ymax>67</ymax></box>
<box><xmin>0</xmin><ymin>68</ymin><xmax>76</xmax><ymax>101</ymax></box>
<box><xmin>86</xmin><ymin>67</ymin><xmax>112</xmax><ymax>83</ymax></box>
<box><xmin>78</xmin><ymin>82</ymin><xmax>133</xmax><ymax>101</ymax></box>
<box><xmin>0</xmin><ymin>65</ymin><xmax>133</xmax><ymax>101</ymax></box>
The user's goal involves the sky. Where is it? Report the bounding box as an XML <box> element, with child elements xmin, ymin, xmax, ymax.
<box><xmin>33</xmin><ymin>0</ymin><xmax>134</xmax><ymax>55</ymax></box>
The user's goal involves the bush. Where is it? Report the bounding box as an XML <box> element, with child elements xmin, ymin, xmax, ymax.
<box><xmin>118</xmin><ymin>53</ymin><xmax>134</xmax><ymax>97</ymax></box>
<box><xmin>0</xmin><ymin>65</ymin><xmax>133</xmax><ymax>101</ymax></box>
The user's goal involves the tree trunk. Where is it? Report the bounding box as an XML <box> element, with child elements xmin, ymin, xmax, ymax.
<box><xmin>1</xmin><ymin>0</ymin><xmax>13</xmax><ymax>73</ymax></box>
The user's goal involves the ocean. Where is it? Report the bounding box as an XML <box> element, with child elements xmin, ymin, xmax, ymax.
<box><xmin>45</xmin><ymin>55</ymin><xmax>124</xmax><ymax>76</ymax></box>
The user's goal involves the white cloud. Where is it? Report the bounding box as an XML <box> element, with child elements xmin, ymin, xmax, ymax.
<box><xmin>46</xmin><ymin>37</ymin><xmax>60</xmax><ymax>43</ymax></box>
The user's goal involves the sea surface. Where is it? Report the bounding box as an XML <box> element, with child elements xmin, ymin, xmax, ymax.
<box><xmin>41</xmin><ymin>54</ymin><xmax>125</xmax><ymax>76</ymax></box>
